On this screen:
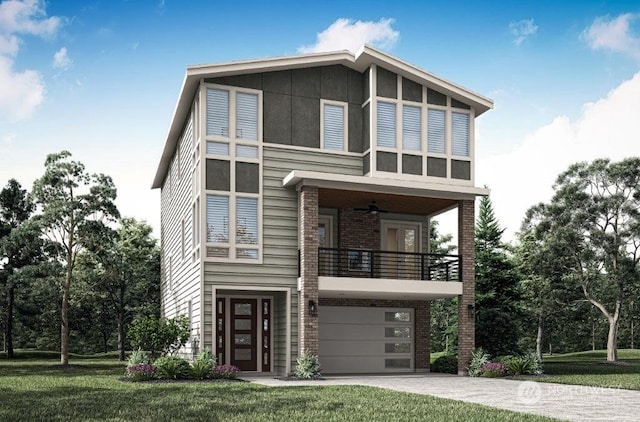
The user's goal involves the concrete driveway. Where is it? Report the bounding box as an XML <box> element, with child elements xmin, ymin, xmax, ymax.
<box><xmin>245</xmin><ymin>374</ymin><xmax>640</xmax><ymax>421</ymax></box>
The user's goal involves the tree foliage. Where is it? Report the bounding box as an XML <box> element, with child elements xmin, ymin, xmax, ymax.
<box><xmin>128</xmin><ymin>315</ymin><xmax>190</xmax><ymax>359</ymax></box>
<box><xmin>31</xmin><ymin>151</ymin><xmax>119</xmax><ymax>365</ymax></box>
<box><xmin>524</xmin><ymin>158</ymin><xmax>640</xmax><ymax>361</ymax></box>
<box><xmin>475</xmin><ymin>196</ymin><xmax>522</xmax><ymax>357</ymax></box>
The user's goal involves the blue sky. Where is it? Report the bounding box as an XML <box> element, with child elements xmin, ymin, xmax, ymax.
<box><xmin>1</xmin><ymin>0</ymin><xmax>640</xmax><ymax>241</ymax></box>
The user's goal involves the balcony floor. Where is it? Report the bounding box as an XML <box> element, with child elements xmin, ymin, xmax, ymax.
<box><xmin>317</xmin><ymin>276</ymin><xmax>462</xmax><ymax>300</ymax></box>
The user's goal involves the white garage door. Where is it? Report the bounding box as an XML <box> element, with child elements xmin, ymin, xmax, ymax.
<box><xmin>318</xmin><ymin>306</ymin><xmax>414</xmax><ymax>374</ymax></box>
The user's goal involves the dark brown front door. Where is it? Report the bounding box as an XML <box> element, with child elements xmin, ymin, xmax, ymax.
<box><xmin>230</xmin><ymin>299</ymin><xmax>257</xmax><ymax>371</ymax></box>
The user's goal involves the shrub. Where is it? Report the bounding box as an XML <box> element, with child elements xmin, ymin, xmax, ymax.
<box><xmin>212</xmin><ymin>364</ymin><xmax>241</xmax><ymax>379</ymax></box>
<box><xmin>127</xmin><ymin>349</ymin><xmax>150</xmax><ymax>367</ymax></box>
<box><xmin>125</xmin><ymin>363</ymin><xmax>157</xmax><ymax>382</ymax></box>
<box><xmin>505</xmin><ymin>355</ymin><xmax>533</xmax><ymax>376</ymax></box>
<box><xmin>431</xmin><ymin>354</ymin><xmax>458</xmax><ymax>374</ymax></box>
<box><xmin>481</xmin><ymin>362</ymin><xmax>508</xmax><ymax>377</ymax></box>
<box><xmin>195</xmin><ymin>347</ymin><xmax>217</xmax><ymax>366</ymax></box>
<box><xmin>528</xmin><ymin>351</ymin><xmax>544</xmax><ymax>375</ymax></box>
<box><xmin>154</xmin><ymin>356</ymin><xmax>191</xmax><ymax>379</ymax></box>
<box><xmin>128</xmin><ymin>315</ymin><xmax>190</xmax><ymax>359</ymax></box>
<box><xmin>468</xmin><ymin>348</ymin><xmax>491</xmax><ymax>377</ymax></box>
<box><xmin>295</xmin><ymin>350</ymin><xmax>321</xmax><ymax>379</ymax></box>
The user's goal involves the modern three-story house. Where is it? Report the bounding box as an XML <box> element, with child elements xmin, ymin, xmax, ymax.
<box><xmin>152</xmin><ymin>45</ymin><xmax>492</xmax><ymax>376</ymax></box>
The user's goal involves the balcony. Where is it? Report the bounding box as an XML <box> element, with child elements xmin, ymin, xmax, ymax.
<box><xmin>317</xmin><ymin>248</ymin><xmax>460</xmax><ymax>281</ymax></box>
<box><xmin>298</xmin><ymin>248</ymin><xmax>463</xmax><ymax>300</ymax></box>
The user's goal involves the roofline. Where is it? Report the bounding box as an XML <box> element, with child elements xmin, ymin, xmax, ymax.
<box><xmin>152</xmin><ymin>45</ymin><xmax>494</xmax><ymax>189</ymax></box>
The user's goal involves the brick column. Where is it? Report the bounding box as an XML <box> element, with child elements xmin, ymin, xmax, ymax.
<box><xmin>457</xmin><ymin>199</ymin><xmax>475</xmax><ymax>375</ymax></box>
<box><xmin>299</xmin><ymin>186</ymin><xmax>319</xmax><ymax>356</ymax></box>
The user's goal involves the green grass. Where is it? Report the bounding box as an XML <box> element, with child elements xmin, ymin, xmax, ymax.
<box><xmin>539</xmin><ymin>349</ymin><xmax>640</xmax><ymax>390</ymax></box>
<box><xmin>0</xmin><ymin>357</ymin><xmax>556</xmax><ymax>422</ymax></box>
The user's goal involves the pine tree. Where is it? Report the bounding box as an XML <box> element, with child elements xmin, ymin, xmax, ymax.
<box><xmin>475</xmin><ymin>196</ymin><xmax>521</xmax><ymax>356</ymax></box>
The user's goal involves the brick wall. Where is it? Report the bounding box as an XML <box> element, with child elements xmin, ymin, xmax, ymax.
<box><xmin>299</xmin><ymin>186</ymin><xmax>319</xmax><ymax>355</ymax></box>
<box><xmin>319</xmin><ymin>297</ymin><xmax>431</xmax><ymax>371</ymax></box>
<box><xmin>338</xmin><ymin>208</ymin><xmax>380</xmax><ymax>249</ymax></box>
<box><xmin>457</xmin><ymin>199</ymin><xmax>475</xmax><ymax>375</ymax></box>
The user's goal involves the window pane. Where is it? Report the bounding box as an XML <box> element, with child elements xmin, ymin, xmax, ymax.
<box><xmin>385</xmin><ymin>343</ymin><xmax>411</xmax><ymax>353</ymax></box>
<box><xmin>236</xmin><ymin>197</ymin><xmax>258</xmax><ymax>245</ymax></box>
<box><xmin>377</xmin><ymin>102</ymin><xmax>396</xmax><ymax>148</ymax></box>
<box><xmin>206</xmin><ymin>195</ymin><xmax>229</xmax><ymax>243</ymax></box>
<box><xmin>234</xmin><ymin>334</ymin><xmax>252</xmax><ymax>345</ymax></box>
<box><xmin>451</xmin><ymin>112</ymin><xmax>469</xmax><ymax>156</ymax></box>
<box><xmin>402</xmin><ymin>105</ymin><xmax>421</xmax><ymax>151</ymax></box>
<box><xmin>427</xmin><ymin>109</ymin><xmax>445</xmax><ymax>154</ymax></box>
<box><xmin>207</xmin><ymin>89</ymin><xmax>229</xmax><ymax>137</ymax></box>
<box><xmin>207</xmin><ymin>141</ymin><xmax>229</xmax><ymax>156</ymax></box>
<box><xmin>236</xmin><ymin>92</ymin><xmax>258</xmax><ymax>141</ymax></box>
<box><xmin>237</xmin><ymin>249</ymin><xmax>258</xmax><ymax>259</ymax></box>
<box><xmin>385</xmin><ymin>358</ymin><xmax>411</xmax><ymax>368</ymax></box>
<box><xmin>235</xmin><ymin>319</ymin><xmax>251</xmax><ymax>330</ymax></box>
<box><xmin>206</xmin><ymin>247</ymin><xmax>228</xmax><ymax>258</ymax></box>
<box><xmin>323</xmin><ymin>104</ymin><xmax>345</xmax><ymax>150</ymax></box>
<box><xmin>385</xmin><ymin>312</ymin><xmax>411</xmax><ymax>322</ymax></box>
<box><xmin>385</xmin><ymin>327</ymin><xmax>411</xmax><ymax>338</ymax></box>
<box><xmin>234</xmin><ymin>303</ymin><xmax>252</xmax><ymax>315</ymax></box>
<box><xmin>236</xmin><ymin>145</ymin><xmax>258</xmax><ymax>158</ymax></box>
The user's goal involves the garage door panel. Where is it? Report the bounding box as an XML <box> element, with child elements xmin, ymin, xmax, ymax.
<box><xmin>318</xmin><ymin>306</ymin><xmax>414</xmax><ymax>374</ymax></box>
<box><xmin>320</xmin><ymin>340</ymin><xmax>386</xmax><ymax>356</ymax></box>
<box><xmin>319</xmin><ymin>307</ymin><xmax>386</xmax><ymax>324</ymax></box>
<box><xmin>320</xmin><ymin>356</ymin><xmax>386</xmax><ymax>373</ymax></box>
<box><xmin>319</xmin><ymin>323</ymin><xmax>385</xmax><ymax>340</ymax></box>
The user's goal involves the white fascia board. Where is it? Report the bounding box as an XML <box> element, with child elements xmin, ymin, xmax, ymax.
<box><xmin>282</xmin><ymin>170</ymin><xmax>490</xmax><ymax>200</ymax></box>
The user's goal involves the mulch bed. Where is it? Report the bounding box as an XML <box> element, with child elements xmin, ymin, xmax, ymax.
<box><xmin>119</xmin><ymin>377</ymin><xmax>247</xmax><ymax>383</ymax></box>
<box><xmin>273</xmin><ymin>376</ymin><xmax>325</xmax><ymax>381</ymax></box>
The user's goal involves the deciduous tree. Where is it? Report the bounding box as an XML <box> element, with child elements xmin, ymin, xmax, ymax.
<box><xmin>31</xmin><ymin>151</ymin><xmax>119</xmax><ymax>365</ymax></box>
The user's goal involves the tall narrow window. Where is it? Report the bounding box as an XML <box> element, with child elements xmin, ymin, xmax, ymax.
<box><xmin>377</xmin><ymin>102</ymin><xmax>396</xmax><ymax>148</ymax></box>
<box><xmin>451</xmin><ymin>112</ymin><xmax>470</xmax><ymax>156</ymax></box>
<box><xmin>206</xmin><ymin>195</ymin><xmax>229</xmax><ymax>243</ymax></box>
<box><xmin>236</xmin><ymin>197</ymin><xmax>258</xmax><ymax>245</ymax></box>
<box><xmin>192</xmin><ymin>199</ymin><xmax>199</xmax><ymax>248</ymax></box>
<box><xmin>402</xmin><ymin>105</ymin><xmax>421</xmax><ymax>151</ymax></box>
<box><xmin>427</xmin><ymin>109</ymin><xmax>445</xmax><ymax>154</ymax></box>
<box><xmin>207</xmin><ymin>89</ymin><xmax>229</xmax><ymax>137</ymax></box>
<box><xmin>322</xmin><ymin>103</ymin><xmax>345</xmax><ymax>150</ymax></box>
<box><xmin>181</xmin><ymin>219</ymin><xmax>186</xmax><ymax>260</ymax></box>
<box><xmin>236</xmin><ymin>92</ymin><xmax>258</xmax><ymax>140</ymax></box>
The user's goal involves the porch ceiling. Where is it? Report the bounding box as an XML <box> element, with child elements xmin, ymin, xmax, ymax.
<box><xmin>318</xmin><ymin>188</ymin><xmax>456</xmax><ymax>216</ymax></box>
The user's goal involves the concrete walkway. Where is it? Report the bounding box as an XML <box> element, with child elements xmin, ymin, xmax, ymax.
<box><xmin>244</xmin><ymin>374</ymin><xmax>640</xmax><ymax>421</ymax></box>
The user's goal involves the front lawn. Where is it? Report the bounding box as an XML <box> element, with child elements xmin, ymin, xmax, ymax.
<box><xmin>540</xmin><ymin>349</ymin><xmax>640</xmax><ymax>390</ymax></box>
<box><xmin>0</xmin><ymin>357</ymin><xmax>556</xmax><ymax>421</ymax></box>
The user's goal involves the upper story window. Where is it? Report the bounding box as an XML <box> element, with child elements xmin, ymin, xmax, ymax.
<box><xmin>204</xmin><ymin>84</ymin><xmax>262</xmax><ymax>262</ymax></box>
<box><xmin>321</xmin><ymin>101</ymin><xmax>347</xmax><ymax>151</ymax></box>
<box><xmin>402</xmin><ymin>105</ymin><xmax>421</xmax><ymax>151</ymax></box>
<box><xmin>427</xmin><ymin>109</ymin><xmax>445</xmax><ymax>154</ymax></box>
<box><xmin>377</xmin><ymin>101</ymin><xmax>396</xmax><ymax>148</ymax></box>
<box><xmin>451</xmin><ymin>112</ymin><xmax>470</xmax><ymax>157</ymax></box>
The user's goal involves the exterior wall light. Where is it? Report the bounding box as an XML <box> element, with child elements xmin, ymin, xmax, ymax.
<box><xmin>308</xmin><ymin>300</ymin><xmax>317</xmax><ymax>317</ymax></box>
<box><xmin>467</xmin><ymin>304</ymin><xmax>475</xmax><ymax>318</ymax></box>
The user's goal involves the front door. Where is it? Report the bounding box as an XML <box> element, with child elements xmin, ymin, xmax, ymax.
<box><xmin>382</xmin><ymin>222</ymin><xmax>420</xmax><ymax>279</ymax></box>
<box><xmin>230</xmin><ymin>299</ymin><xmax>257</xmax><ymax>371</ymax></box>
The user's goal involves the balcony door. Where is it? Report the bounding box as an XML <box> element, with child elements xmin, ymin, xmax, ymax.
<box><xmin>318</xmin><ymin>216</ymin><xmax>334</xmax><ymax>275</ymax></box>
<box><xmin>381</xmin><ymin>221</ymin><xmax>421</xmax><ymax>279</ymax></box>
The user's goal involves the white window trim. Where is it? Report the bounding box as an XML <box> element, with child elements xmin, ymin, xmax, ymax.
<box><xmin>202</xmin><ymin>83</ymin><xmax>263</xmax><ymax>264</ymax></box>
<box><xmin>368</xmin><ymin>71</ymin><xmax>475</xmax><ymax>185</ymax></box>
<box><xmin>320</xmin><ymin>99</ymin><xmax>349</xmax><ymax>152</ymax></box>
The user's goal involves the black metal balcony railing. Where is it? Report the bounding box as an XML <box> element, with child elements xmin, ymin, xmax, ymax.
<box><xmin>310</xmin><ymin>247</ymin><xmax>460</xmax><ymax>282</ymax></box>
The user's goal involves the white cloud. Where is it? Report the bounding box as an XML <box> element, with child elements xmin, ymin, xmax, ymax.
<box><xmin>298</xmin><ymin>18</ymin><xmax>399</xmax><ymax>54</ymax></box>
<box><xmin>509</xmin><ymin>18</ymin><xmax>538</xmax><ymax>46</ymax></box>
<box><xmin>0</xmin><ymin>55</ymin><xmax>44</xmax><ymax>120</ymax></box>
<box><xmin>476</xmin><ymin>70</ymin><xmax>640</xmax><ymax>241</ymax></box>
<box><xmin>581</xmin><ymin>13</ymin><xmax>640</xmax><ymax>59</ymax></box>
<box><xmin>0</xmin><ymin>0</ymin><xmax>63</xmax><ymax>120</ymax></box>
<box><xmin>52</xmin><ymin>46</ymin><xmax>71</xmax><ymax>70</ymax></box>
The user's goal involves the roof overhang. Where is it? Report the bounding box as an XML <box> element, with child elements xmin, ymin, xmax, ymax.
<box><xmin>283</xmin><ymin>170</ymin><xmax>489</xmax><ymax>201</ymax></box>
<box><xmin>152</xmin><ymin>45</ymin><xmax>494</xmax><ymax>189</ymax></box>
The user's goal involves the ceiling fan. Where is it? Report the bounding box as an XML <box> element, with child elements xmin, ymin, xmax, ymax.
<box><xmin>354</xmin><ymin>201</ymin><xmax>389</xmax><ymax>215</ymax></box>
